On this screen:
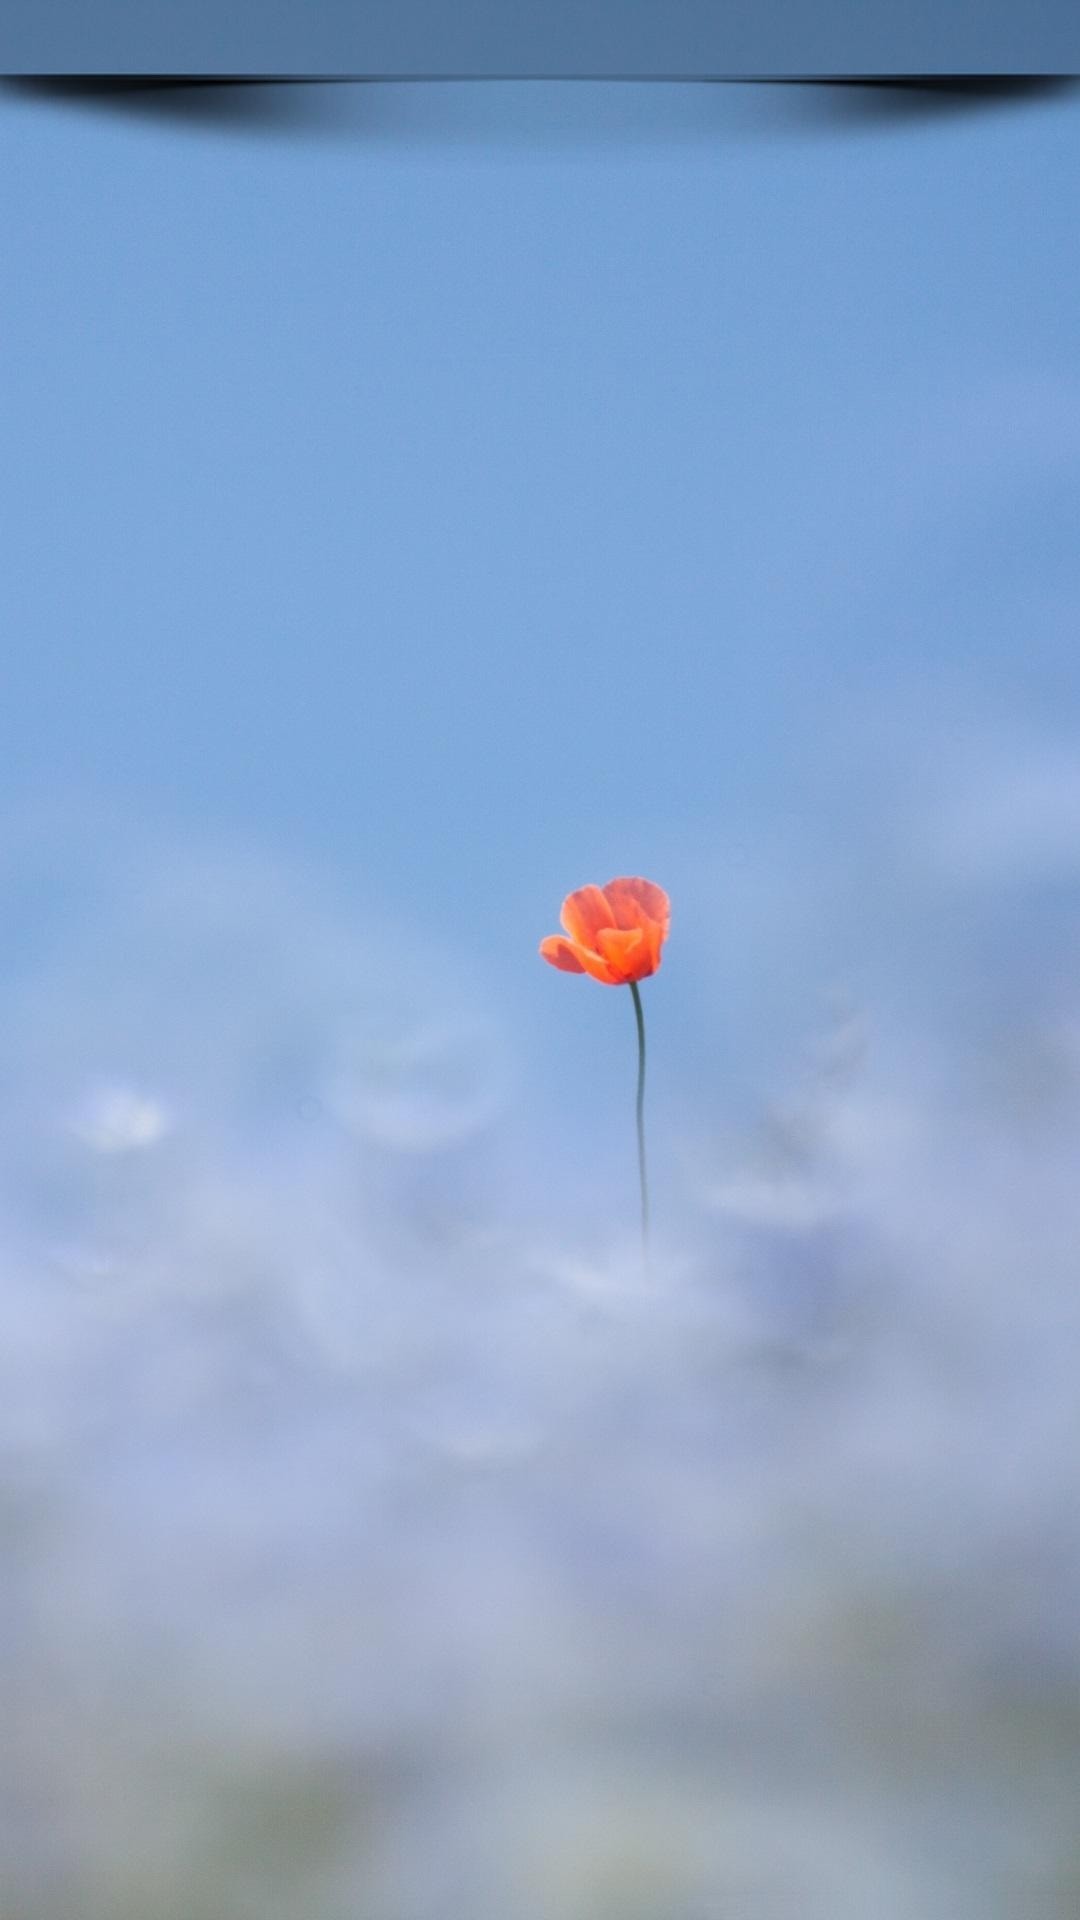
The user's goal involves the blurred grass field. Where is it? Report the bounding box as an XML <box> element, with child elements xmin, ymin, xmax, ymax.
<box><xmin>3</xmin><ymin>822</ymin><xmax>1080</xmax><ymax>1919</ymax></box>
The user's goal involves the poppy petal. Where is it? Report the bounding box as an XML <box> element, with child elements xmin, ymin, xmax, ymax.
<box><xmin>602</xmin><ymin>877</ymin><xmax>671</xmax><ymax>938</ymax></box>
<box><xmin>596</xmin><ymin>927</ymin><xmax>647</xmax><ymax>982</ymax></box>
<box><xmin>540</xmin><ymin>934</ymin><xmax>620</xmax><ymax>984</ymax></box>
<box><xmin>560</xmin><ymin>885</ymin><xmax>616</xmax><ymax>949</ymax></box>
<box><xmin>573</xmin><ymin>943</ymin><xmax>622</xmax><ymax>985</ymax></box>
<box><xmin>642</xmin><ymin>916</ymin><xmax>665</xmax><ymax>973</ymax></box>
<box><xmin>539</xmin><ymin>935</ymin><xmax>585</xmax><ymax>973</ymax></box>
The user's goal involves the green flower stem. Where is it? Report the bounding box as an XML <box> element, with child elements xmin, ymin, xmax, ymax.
<box><xmin>629</xmin><ymin>979</ymin><xmax>649</xmax><ymax>1262</ymax></box>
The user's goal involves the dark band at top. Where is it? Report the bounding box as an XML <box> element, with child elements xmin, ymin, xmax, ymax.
<box><xmin>1</xmin><ymin>0</ymin><xmax>1078</xmax><ymax>78</ymax></box>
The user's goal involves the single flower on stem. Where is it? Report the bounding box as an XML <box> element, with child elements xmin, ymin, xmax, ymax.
<box><xmin>539</xmin><ymin>876</ymin><xmax>670</xmax><ymax>1262</ymax></box>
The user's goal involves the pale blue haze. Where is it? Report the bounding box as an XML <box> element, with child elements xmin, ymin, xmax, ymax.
<box><xmin>4</xmin><ymin>84</ymin><xmax>1080</xmax><ymax>1917</ymax></box>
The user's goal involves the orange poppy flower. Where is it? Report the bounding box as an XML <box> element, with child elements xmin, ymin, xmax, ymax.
<box><xmin>539</xmin><ymin>877</ymin><xmax>671</xmax><ymax>987</ymax></box>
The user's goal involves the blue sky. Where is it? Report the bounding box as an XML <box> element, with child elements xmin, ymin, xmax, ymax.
<box><xmin>4</xmin><ymin>82</ymin><xmax>1080</xmax><ymax>1214</ymax></box>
